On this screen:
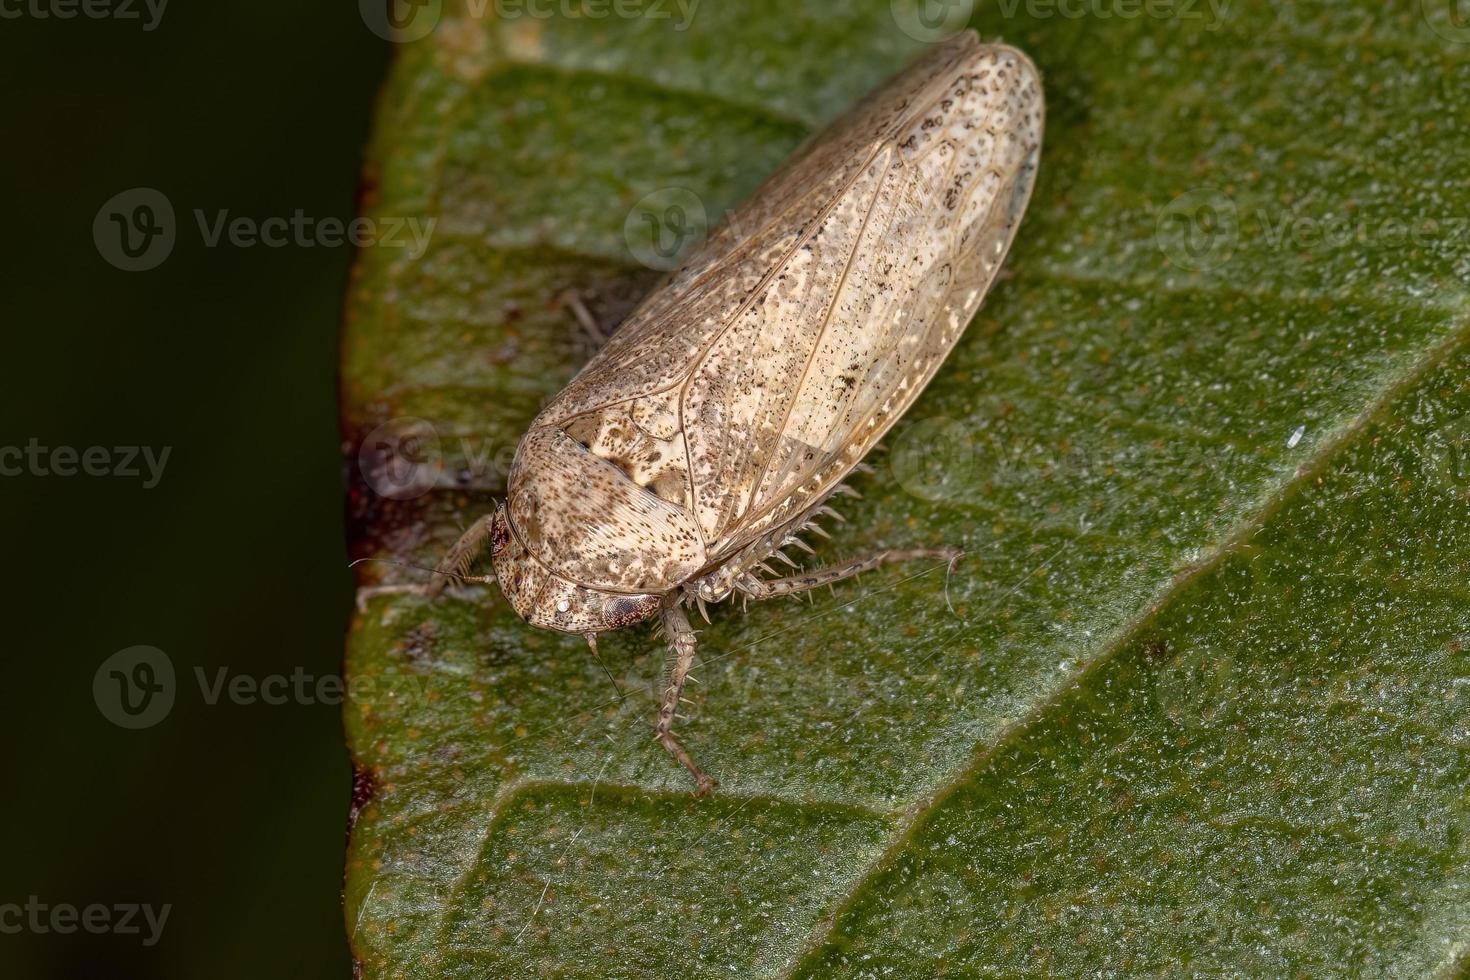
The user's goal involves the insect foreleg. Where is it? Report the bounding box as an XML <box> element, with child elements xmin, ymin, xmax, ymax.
<box><xmin>351</xmin><ymin>515</ymin><xmax>497</xmax><ymax>611</ymax></box>
<box><xmin>425</xmin><ymin>513</ymin><xmax>498</xmax><ymax>597</ymax></box>
<box><xmin>655</xmin><ymin>599</ymin><xmax>717</xmax><ymax>797</ymax></box>
<box><xmin>736</xmin><ymin>547</ymin><xmax>959</xmax><ymax>600</ymax></box>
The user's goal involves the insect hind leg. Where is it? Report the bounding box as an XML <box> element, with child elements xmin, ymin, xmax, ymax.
<box><xmin>655</xmin><ymin>599</ymin><xmax>718</xmax><ymax>797</ymax></box>
<box><xmin>737</xmin><ymin>547</ymin><xmax>959</xmax><ymax>600</ymax></box>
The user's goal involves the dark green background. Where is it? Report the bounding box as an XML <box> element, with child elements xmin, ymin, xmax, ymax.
<box><xmin>0</xmin><ymin>3</ymin><xmax>385</xmax><ymax>976</ymax></box>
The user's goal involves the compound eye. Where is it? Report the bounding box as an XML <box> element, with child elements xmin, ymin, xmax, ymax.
<box><xmin>490</xmin><ymin>511</ymin><xmax>512</xmax><ymax>556</ymax></box>
<box><xmin>602</xmin><ymin>594</ymin><xmax>660</xmax><ymax>629</ymax></box>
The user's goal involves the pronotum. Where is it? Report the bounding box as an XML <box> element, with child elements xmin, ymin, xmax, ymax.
<box><xmin>371</xmin><ymin>31</ymin><xmax>1044</xmax><ymax>794</ymax></box>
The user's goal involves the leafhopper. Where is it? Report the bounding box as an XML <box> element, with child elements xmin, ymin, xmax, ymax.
<box><xmin>406</xmin><ymin>31</ymin><xmax>1043</xmax><ymax>793</ymax></box>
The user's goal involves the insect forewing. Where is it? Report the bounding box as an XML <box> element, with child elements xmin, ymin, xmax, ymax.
<box><xmin>521</xmin><ymin>32</ymin><xmax>1042</xmax><ymax>581</ymax></box>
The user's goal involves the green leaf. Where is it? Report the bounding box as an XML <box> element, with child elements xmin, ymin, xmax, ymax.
<box><xmin>341</xmin><ymin>2</ymin><xmax>1470</xmax><ymax>975</ymax></box>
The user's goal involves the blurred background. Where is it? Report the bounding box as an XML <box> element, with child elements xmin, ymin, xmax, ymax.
<box><xmin>0</xmin><ymin>3</ymin><xmax>386</xmax><ymax>976</ymax></box>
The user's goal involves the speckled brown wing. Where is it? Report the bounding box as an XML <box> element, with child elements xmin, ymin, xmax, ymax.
<box><xmin>525</xmin><ymin>33</ymin><xmax>1042</xmax><ymax>581</ymax></box>
<box><xmin>538</xmin><ymin>32</ymin><xmax>985</xmax><ymax>423</ymax></box>
<box><xmin>717</xmin><ymin>48</ymin><xmax>1045</xmax><ymax>553</ymax></box>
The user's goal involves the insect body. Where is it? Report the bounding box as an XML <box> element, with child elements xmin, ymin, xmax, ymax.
<box><xmin>426</xmin><ymin>31</ymin><xmax>1043</xmax><ymax>794</ymax></box>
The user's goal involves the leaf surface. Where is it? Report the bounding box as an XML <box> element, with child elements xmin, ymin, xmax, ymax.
<box><xmin>342</xmin><ymin>2</ymin><xmax>1470</xmax><ymax>975</ymax></box>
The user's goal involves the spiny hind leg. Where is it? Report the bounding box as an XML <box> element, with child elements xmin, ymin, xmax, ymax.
<box><xmin>737</xmin><ymin>547</ymin><xmax>960</xmax><ymax>601</ymax></box>
<box><xmin>655</xmin><ymin>599</ymin><xmax>717</xmax><ymax>796</ymax></box>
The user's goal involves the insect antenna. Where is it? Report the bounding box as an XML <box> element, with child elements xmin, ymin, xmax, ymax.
<box><xmin>346</xmin><ymin>556</ymin><xmax>494</xmax><ymax>586</ymax></box>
